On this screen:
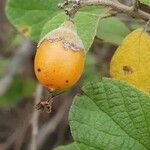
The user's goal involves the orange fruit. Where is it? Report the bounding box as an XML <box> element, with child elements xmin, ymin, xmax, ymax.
<box><xmin>34</xmin><ymin>21</ymin><xmax>85</xmax><ymax>91</ymax></box>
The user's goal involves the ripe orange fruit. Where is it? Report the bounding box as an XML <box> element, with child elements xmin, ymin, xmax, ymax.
<box><xmin>34</xmin><ymin>21</ymin><xmax>85</xmax><ymax>91</ymax></box>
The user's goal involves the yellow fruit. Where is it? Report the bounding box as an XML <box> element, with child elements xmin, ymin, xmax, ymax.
<box><xmin>110</xmin><ymin>28</ymin><xmax>150</xmax><ymax>94</ymax></box>
<box><xmin>34</xmin><ymin>21</ymin><xmax>85</xmax><ymax>91</ymax></box>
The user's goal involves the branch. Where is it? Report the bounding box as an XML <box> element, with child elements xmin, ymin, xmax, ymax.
<box><xmin>65</xmin><ymin>4</ymin><xmax>81</xmax><ymax>19</ymax></box>
<box><xmin>132</xmin><ymin>0</ymin><xmax>139</xmax><ymax>11</ymax></box>
<box><xmin>0</xmin><ymin>37</ymin><xmax>33</xmax><ymax>96</ymax></box>
<box><xmin>29</xmin><ymin>84</ymin><xmax>43</xmax><ymax>150</ymax></box>
<box><xmin>67</xmin><ymin>0</ymin><xmax>150</xmax><ymax>20</ymax></box>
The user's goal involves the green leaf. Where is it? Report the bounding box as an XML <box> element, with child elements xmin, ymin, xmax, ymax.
<box><xmin>5</xmin><ymin>0</ymin><xmax>108</xmax><ymax>42</ymax></box>
<box><xmin>97</xmin><ymin>17</ymin><xmax>130</xmax><ymax>45</ymax></box>
<box><xmin>5</xmin><ymin>0</ymin><xmax>62</xmax><ymax>41</ymax></box>
<box><xmin>41</xmin><ymin>12</ymin><xmax>99</xmax><ymax>52</ymax></box>
<box><xmin>0</xmin><ymin>76</ymin><xmax>36</xmax><ymax>106</ymax></box>
<box><xmin>69</xmin><ymin>78</ymin><xmax>150</xmax><ymax>150</ymax></box>
<box><xmin>83</xmin><ymin>53</ymin><xmax>98</xmax><ymax>83</ymax></box>
<box><xmin>140</xmin><ymin>0</ymin><xmax>150</xmax><ymax>5</ymax></box>
<box><xmin>54</xmin><ymin>143</ymin><xmax>79</xmax><ymax>150</ymax></box>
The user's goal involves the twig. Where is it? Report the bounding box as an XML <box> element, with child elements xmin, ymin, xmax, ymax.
<box><xmin>29</xmin><ymin>84</ymin><xmax>43</xmax><ymax>150</ymax></box>
<box><xmin>100</xmin><ymin>10</ymin><xmax>117</xmax><ymax>19</ymax></box>
<box><xmin>37</xmin><ymin>99</ymin><xmax>70</xmax><ymax>149</ymax></box>
<box><xmin>132</xmin><ymin>0</ymin><xmax>139</xmax><ymax>11</ymax></box>
<box><xmin>0</xmin><ymin>37</ymin><xmax>33</xmax><ymax>96</ymax></box>
<box><xmin>65</xmin><ymin>4</ymin><xmax>81</xmax><ymax>19</ymax></box>
<box><xmin>66</xmin><ymin>0</ymin><xmax>150</xmax><ymax>20</ymax></box>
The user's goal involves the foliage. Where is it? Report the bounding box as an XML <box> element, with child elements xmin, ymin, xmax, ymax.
<box><xmin>69</xmin><ymin>78</ymin><xmax>150</xmax><ymax>150</ymax></box>
<box><xmin>97</xmin><ymin>17</ymin><xmax>130</xmax><ymax>45</ymax></box>
<box><xmin>5</xmin><ymin>0</ymin><xmax>135</xmax><ymax>47</ymax></box>
<box><xmin>110</xmin><ymin>28</ymin><xmax>150</xmax><ymax>94</ymax></box>
<box><xmin>4</xmin><ymin>0</ymin><xmax>150</xmax><ymax>149</ymax></box>
<box><xmin>140</xmin><ymin>0</ymin><xmax>150</xmax><ymax>5</ymax></box>
<box><xmin>5</xmin><ymin>0</ymin><xmax>62</xmax><ymax>41</ymax></box>
<box><xmin>40</xmin><ymin>12</ymin><xmax>99</xmax><ymax>52</ymax></box>
<box><xmin>83</xmin><ymin>53</ymin><xmax>98</xmax><ymax>83</ymax></box>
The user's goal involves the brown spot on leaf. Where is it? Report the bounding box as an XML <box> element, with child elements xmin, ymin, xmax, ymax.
<box><xmin>123</xmin><ymin>66</ymin><xmax>133</xmax><ymax>74</ymax></box>
<box><xmin>19</xmin><ymin>25</ymin><xmax>30</xmax><ymax>35</ymax></box>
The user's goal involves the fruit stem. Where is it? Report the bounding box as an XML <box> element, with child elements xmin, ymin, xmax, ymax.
<box><xmin>65</xmin><ymin>4</ymin><xmax>80</xmax><ymax>19</ymax></box>
<box><xmin>58</xmin><ymin>0</ymin><xmax>80</xmax><ymax>20</ymax></box>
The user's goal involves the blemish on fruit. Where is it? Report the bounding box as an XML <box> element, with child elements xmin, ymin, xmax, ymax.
<box><xmin>123</xmin><ymin>66</ymin><xmax>133</xmax><ymax>74</ymax></box>
<box><xmin>37</xmin><ymin>68</ymin><xmax>41</xmax><ymax>72</ymax></box>
<box><xmin>65</xmin><ymin>80</ymin><xmax>69</xmax><ymax>83</ymax></box>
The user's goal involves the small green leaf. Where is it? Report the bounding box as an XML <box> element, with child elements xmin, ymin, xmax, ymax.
<box><xmin>69</xmin><ymin>78</ymin><xmax>150</xmax><ymax>150</ymax></box>
<box><xmin>97</xmin><ymin>17</ymin><xmax>130</xmax><ymax>45</ymax></box>
<box><xmin>41</xmin><ymin>12</ymin><xmax>99</xmax><ymax>52</ymax></box>
<box><xmin>0</xmin><ymin>76</ymin><xmax>36</xmax><ymax>106</ymax></box>
<box><xmin>54</xmin><ymin>143</ymin><xmax>79</xmax><ymax>150</ymax></box>
<box><xmin>5</xmin><ymin>0</ymin><xmax>62</xmax><ymax>41</ymax></box>
<box><xmin>140</xmin><ymin>0</ymin><xmax>150</xmax><ymax>5</ymax></box>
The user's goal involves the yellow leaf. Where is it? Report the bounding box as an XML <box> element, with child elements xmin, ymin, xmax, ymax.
<box><xmin>110</xmin><ymin>28</ymin><xmax>150</xmax><ymax>94</ymax></box>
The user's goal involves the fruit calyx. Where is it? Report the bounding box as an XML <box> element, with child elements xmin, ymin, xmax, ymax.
<box><xmin>38</xmin><ymin>20</ymin><xmax>85</xmax><ymax>52</ymax></box>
